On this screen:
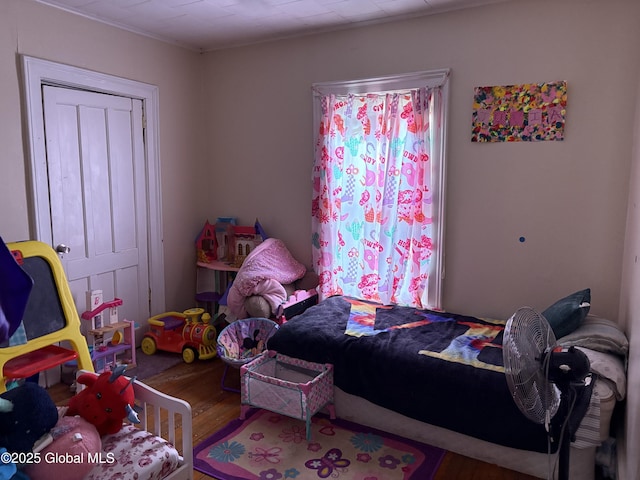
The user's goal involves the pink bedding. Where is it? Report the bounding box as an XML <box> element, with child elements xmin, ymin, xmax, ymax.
<box><xmin>227</xmin><ymin>238</ymin><xmax>306</xmax><ymax>319</ymax></box>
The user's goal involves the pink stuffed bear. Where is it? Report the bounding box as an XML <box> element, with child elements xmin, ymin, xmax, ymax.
<box><xmin>25</xmin><ymin>416</ymin><xmax>102</xmax><ymax>480</ymax></box>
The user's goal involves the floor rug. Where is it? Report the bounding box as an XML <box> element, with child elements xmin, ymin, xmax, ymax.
<box><xmin>194</xmin><ymin>408</ymin><xmax>446</xmax><ymax>480</ymax></box>
<box><xmin>124</xmin><ymin>348</ymin><xmax>183</xmax><ymax>380</ymax></box>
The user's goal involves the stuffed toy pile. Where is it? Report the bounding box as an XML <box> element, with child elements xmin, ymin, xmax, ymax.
<box><xmin>0</xmin><ymin>366</ymin><xmax>138</xmax><ymax>480</ymax></box>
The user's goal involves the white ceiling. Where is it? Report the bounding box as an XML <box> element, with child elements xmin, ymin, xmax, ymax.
<box><xmin>35</xmin><ymin>0</ymin><xmax>512</xmax><ymax>52</ymax></box>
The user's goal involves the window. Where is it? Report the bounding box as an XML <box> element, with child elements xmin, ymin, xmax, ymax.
<box><xmin>311</xmin><ymin>69</ymin><xmax>449</xmax><ymax>310</ymax></box>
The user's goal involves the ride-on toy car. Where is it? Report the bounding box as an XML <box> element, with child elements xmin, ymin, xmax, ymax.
<box><xmin>141</xmin><ymin>308</ymin><xmax>217</xmax><ymax>363</ymax></box>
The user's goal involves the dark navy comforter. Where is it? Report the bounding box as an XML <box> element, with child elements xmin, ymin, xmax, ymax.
<box><xmin>267</xmin><ymin>295</ymin><xmax>592</xmax><ymax>453</ymax></box>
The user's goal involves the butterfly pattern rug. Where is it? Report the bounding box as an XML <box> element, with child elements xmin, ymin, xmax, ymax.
<box><xmin>193</xmin><ymin>408</ymin><xmax>446</xmax><ymax>480</ymax></box>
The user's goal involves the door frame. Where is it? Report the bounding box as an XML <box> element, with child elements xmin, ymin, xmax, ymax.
<box><xmin>20</xmin><ymin>55</ymin><xmax>165</xmax><ymax>315</ymax></box>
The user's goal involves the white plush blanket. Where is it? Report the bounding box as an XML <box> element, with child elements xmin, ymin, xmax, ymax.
<box><xmin>227</xmin><ymin>238</ymin><xmax>306</xmax><ymax>319</ymax></box>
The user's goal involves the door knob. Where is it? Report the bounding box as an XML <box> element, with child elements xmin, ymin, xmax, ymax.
<box><xmin>55</xmin><ymin>244</ymin><xmax>71</xmax><ymax>254</ymax></box>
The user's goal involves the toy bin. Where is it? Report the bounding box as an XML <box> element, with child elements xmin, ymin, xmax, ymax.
<box><xmin>240</xmin><ymin>350</ymin><xmax>334</xmax><ymax>440</ymax></box>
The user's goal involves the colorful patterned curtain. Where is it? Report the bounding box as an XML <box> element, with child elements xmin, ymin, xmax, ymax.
<box><xmin>312</xmin><ymin>86</ymin><xmax>440</xmax><ymax>308</ymax></box>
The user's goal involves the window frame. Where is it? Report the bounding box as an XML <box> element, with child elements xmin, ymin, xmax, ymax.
<box><xmin>311</xmin><ymin>69</ymin><xmax>450</xmax><ymax>310</ymax></box>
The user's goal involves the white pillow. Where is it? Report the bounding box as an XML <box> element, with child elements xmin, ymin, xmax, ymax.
<box><xmin>558</xmin><ymin>314</ymin><xmax>628</xmax><ymax>358</ymax></box>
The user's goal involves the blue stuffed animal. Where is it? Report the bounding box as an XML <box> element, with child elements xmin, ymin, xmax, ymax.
<box><xmin>0</xmin><ymin>382</ymin><xmax>58</xmax><ymax>453</ymax></box>
<box><xmin>0</xmin><ymin>382</ymin><xmax>58</xmax><ymax>479</ymax></box>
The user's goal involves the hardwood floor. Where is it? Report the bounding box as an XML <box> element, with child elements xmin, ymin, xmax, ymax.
<box><xmin>47</xmin><ymin>357</ymin><xmax>539</xmax><ymax>480</ymax></box>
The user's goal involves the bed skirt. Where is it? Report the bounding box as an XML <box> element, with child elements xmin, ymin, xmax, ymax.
<box><xmin>333</xmin><ymin>387</ymin><xmax>602</xmax><ymax>480</ymax></box>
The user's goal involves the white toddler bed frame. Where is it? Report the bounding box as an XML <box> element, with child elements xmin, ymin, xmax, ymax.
<box><xmin>131</xmin><ymin>377</ymin><xmax>193</xmax><ymax>480</ymax></box>
<box><xmin>77</xmin><ymin>370</ymin><xmax>193</xmax><ymax>480</ymax></box>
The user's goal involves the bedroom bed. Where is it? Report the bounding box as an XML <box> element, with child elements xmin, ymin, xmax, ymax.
<box><xmin>266</xmin><ymin>294</ymin><xmax>627</xmax><ymax>480</ymax></box>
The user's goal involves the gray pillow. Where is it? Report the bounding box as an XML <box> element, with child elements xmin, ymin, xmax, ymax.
<box><xmin>558</xmin><ymin>315</ymin><xmax>629</xmax><ymax>358</ymax></box>
<box><xmin>542</xmin><ymin>289</ymin><xmax>591</xmax><ymax>338</ymax></box>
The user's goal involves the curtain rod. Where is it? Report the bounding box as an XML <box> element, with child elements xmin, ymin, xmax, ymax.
<box><xmin>311</xmin><ymin>85</ymin><xmax>441</xmax><ymax>98</ymax></box>
<box><xmin>312</xmin><ymin>68</ymin><xmax>450</xmax><ymax>97</ymax></box>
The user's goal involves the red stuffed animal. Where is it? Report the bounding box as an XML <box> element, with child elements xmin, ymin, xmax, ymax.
<box><xmin>67</xmin><ymin>365</ymin><xmax>140</xmax><ymax>436</ymax></box>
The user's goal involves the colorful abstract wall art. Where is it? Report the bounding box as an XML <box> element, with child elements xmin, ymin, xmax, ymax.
<box><xmin>471</xmin><ymin>81</ymin><xmax>567</xmax><ymax>142</ymax></box>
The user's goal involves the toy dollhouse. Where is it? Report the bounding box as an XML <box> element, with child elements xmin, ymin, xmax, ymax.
<box><xmin>231</xmin><ymin>225</ymin><xmax>263</xmax><ymax>267</ymax></box>
<box><xmin>231</xmin><ymin>225</ymin><xmax>256</xmax><ymax>266</ymax></box>
<box><xmin>195</xmin><ymin>220</ymin><xmax>218</xmax><ymax>264</ymax></box>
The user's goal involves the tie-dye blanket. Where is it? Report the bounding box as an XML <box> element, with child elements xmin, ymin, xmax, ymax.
<box><xmin>268</xmin><ymin>295</ymin><xmax>593</xmax><ymax>454</ymax></box>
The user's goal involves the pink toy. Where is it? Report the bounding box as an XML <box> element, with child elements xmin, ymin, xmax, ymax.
<box><xmin>275</xmin><ymin>288</ymin><xmax>318</xmax><ymax>324</ymax></box>
<box><xmin>26</xmin><ymin>416</ymin><xmax>102</xmax><ymax>480</ymax></box>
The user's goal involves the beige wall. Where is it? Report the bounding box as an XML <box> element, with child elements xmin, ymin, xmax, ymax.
<box><xmin>202</xmin><ymin>0</ymin><xmax>640</xmax><ymax>321</ymax></box>
<box><xmin>0</xmin><ymin>0</ymin><xmax>204</xmax><ymax>310</ymax></box>
<box><xmin>619</xmin><ymin>63</ymin><xmax>640</xmax><ymax>480</ymax></box>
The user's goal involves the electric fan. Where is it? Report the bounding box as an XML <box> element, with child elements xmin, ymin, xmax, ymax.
<box><xmin>503</xmin><ymin>307</ymin><xmax>591</xmax><ymax>480</ymax></box>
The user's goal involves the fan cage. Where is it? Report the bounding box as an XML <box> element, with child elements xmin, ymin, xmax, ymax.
<box><xmin>503</xmin><ymin>307</ymin><xmax>560</xmax><ymax>424</ymax></box>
